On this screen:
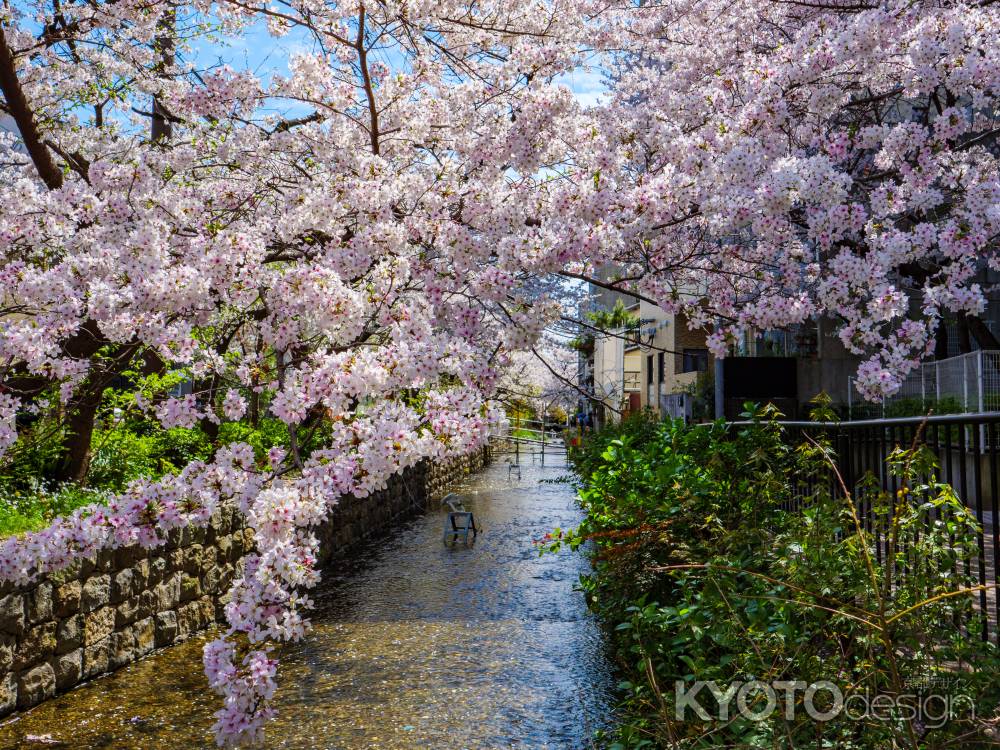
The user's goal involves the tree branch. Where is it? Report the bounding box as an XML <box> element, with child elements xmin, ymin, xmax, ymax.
<box><xmin>356</xmin><ymin>5</ymin><xmax>380</xmax><ymax>156</ymax></box>
<box><xmin>530</xmin><ymin>346</ymin><xmax>620</xmax><ymax>415</ymax></box>
<box><xmin>0</xmin><ymin>27</ymin><xmax>63</xmax><ymax>189</ymax></box>
<box><xmin>557</xmin><ymin>270</ymin><xmax>660</xmax><ymax>307</ymax></box>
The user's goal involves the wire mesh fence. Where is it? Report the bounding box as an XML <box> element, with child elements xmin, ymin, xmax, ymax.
<box><xmin>849</xmin><ymin>350</ymin><xmax>1000</xmax><ymax>419</ymax></box>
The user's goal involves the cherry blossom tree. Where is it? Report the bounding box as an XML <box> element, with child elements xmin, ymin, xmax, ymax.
<box><xmin>553</xmin><ymin>0</ymin><xmax>1000</xmax><ymax>400</ymax></box>
<box><xmin>0</xmin><ymin>0</ymin><xmax>592</xmax><ymax>742</ymax></box>
<box><xmin>498</xmin><ymin>340</ymin><xmax>578</xmax><ymax>419</ymax></box>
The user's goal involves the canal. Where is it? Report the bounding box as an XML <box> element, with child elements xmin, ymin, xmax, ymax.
<box><xmin>0</xmin><ymin>453</ymin><xmax>616</xmax><ymax>748</ymax></box>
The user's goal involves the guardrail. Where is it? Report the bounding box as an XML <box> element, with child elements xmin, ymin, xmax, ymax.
<box><xmin>489</xmin><ymin>429</ymin><xmax>568</xmax><ymax>468</ymax></box>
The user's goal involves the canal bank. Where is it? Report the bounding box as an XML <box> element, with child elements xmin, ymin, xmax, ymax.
<box><xmin>0</xmin><ymin>449</ymin><xmax>491</xmax><ymax>718</ymax></box>
<box><xmin>0</xmin><ymin>454</ymin><xmax>615</xmax><ymax>748</ymax></box>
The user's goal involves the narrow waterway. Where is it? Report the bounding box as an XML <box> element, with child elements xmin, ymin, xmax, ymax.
<box><xmin>0</xmin><ymin>453</ymin><xmax>616</xmax><ymax>749</ymax></box>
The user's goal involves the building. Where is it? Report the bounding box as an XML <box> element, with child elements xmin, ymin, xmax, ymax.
<box><xmin>582</xmin><ymin>288</ymin><xmax>712</xmax><ymax>425</ymax></box>
<box><xmin>631</xmin><ymin>300</ymin><xmax>711</xmax><ymax>421</ymax></box>
<box><xmin>584</xmin><ymin>291</ymin><xmax>864</xmax><ymax>423</ymax></box>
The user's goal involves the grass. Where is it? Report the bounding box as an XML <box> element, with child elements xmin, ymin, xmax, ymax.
<box><xmin>0</xmin><ymin>483</ymin><xmax>109</xmax><ymax>537</ymax></box>
<box><xmin>510</xmin><ymin>427</ymin><xmax>539</xmax><ymax>439</ymax></box>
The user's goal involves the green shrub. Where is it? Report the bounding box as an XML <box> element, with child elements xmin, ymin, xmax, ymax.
<box><xmin>559</xmin><ymin>407</ymin><xmax>1000</xmax><ymax>749</ymax></box>
<box><xmin>0</xmin><ymin>413</ymin><xmax>68</xmax><ymax>489</ymax></box>
<box><xmin>217</xmin><ymin>418</ymin><xmax>289</xmax><ymax>462</ymax></box>
<box><xmin>87</xmin><ymin>427</ymin><xmax>163</xmax><ymax>491</ymax></box>
<box><xmin>0</xmin><ymin>364</ymin><xmax>338</xmax><ymax>536</ymax></box>
<box><xmin>848</xmin><ymin>395</ymin><xmax>967</xmax><ymax>420</ymax></box>
<box><xmin>87</xmin><ymin>425</ymin><xmax>215</xmax><ymax>491</ymax></box>
<box><xmin>0</xmin><ymin>482</ymin><xmax>109</xmax><ymax>537</ymax></box>
<box><xmin>883</xmin><ymin>395</ymin><xmax>966</xmax><ymax>418</ymax></box>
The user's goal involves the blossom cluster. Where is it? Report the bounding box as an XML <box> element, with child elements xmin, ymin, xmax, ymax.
<box><xmin>558</xmin><ymin>0</ymin><xmax>1000</xmax><ymax>399</ymax></box>
<box><xmin>0</xmin><ymin>444</ymin><xmax>261</xmax><ymax>586</ymax></box>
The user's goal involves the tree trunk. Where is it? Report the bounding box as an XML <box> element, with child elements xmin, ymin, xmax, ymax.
<box><xmin>51</xmin><ymin>342</ymin><xmax>142</xmax><ymax>484</ymax></box>
<box><xmin>0</xmin><ymin>28</ymin><xmax>63</xmax><ymax>189</ymax></box>
<box><xmin>151</xmin><ymin>7</ymin><xmax>175</xmax><ymax>142</ymax></box>
<box><xmin>248</xmin><ymin>390</ymin><xmax>260</xmax><ymax>428</ymax></box>
<box><xmin>53</xmin><ymin>392</ymin><xmax>101</xmax><ymax>484</ymax></box>
<box><xmin>198</xmin><ymin>376</ymin><xmax>220</xmax><ymax>441</ymax></box>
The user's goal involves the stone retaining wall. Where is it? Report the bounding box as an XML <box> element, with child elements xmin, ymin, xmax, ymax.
<box><xmin>0</xmin><ymin>446</ymin><xmax>491</xmax><ymax>716</ymax></box>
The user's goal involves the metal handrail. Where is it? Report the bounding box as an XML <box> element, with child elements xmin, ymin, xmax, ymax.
<box><xmin>729</xmin><ymin>411</ymin><xmax>1000</xmax><ymax>429</ymax></box>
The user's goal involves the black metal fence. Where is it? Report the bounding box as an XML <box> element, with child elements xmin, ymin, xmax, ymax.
<box><xmin>766</xmin><ymin>412</ymin><xmax>1000</xmax><ymax>643</ymax></box>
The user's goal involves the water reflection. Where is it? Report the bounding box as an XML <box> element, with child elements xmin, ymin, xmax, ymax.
<box><xmin>0</xmin><ymin>454</ymin><xmax>615</xmax><ymax>749</ymax></box>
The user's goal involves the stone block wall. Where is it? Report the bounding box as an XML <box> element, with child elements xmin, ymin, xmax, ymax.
<box><xmin>0</xmin><ymin>445</ymin><xmax>491</xmax><ymax>717</ymax></box>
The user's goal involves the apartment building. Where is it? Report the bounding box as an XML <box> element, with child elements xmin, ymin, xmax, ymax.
<box><xmin>582</xmin><ymin>291</ymin><xmax>711</xmax><ymax>425</ymax></box>
<box><xmin>583</xmin><ymin>291</ymin><xmax>864</xmax><ymax>424</ymax></box>
<box><xmin>631</xmin><ymin>301</ymin><xmax>711</xmax><ymax>420</ymax></box>
<box><xmin>582</xmin><ymin>273</ymin><xmax>1000</xmax><ymax>426</ymax></box>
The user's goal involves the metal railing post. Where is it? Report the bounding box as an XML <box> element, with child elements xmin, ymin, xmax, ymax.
<box><xmin>541</xmin><ymin>421</ymin><xmax>545</xmax><ymax>467</ymax></box>
<box><xmin>977</xmin><ymin>351</ymin><xmax>984</xmax><ymax>411</ymax></box>
<box><xmin>964</xmin><ymin>354</ymin><xmax>970</xmax><ymax>412</ymax></box>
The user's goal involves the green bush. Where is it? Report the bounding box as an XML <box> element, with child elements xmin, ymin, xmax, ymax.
<box><xmin>0</xmin><ymin>482</ymin><xmax>110</xmax><ymax>537</ymax></box>
<box><xmin>0</xmin><ymin>412</ymin><xmax>323</xmax><ymax>536</ymax></box>
<box><xmin>87</xmin><ymin>427</ymin><xmax>164</xmax><ymax>491</ymax></box>
<box><xmin>848</xmin><ymin>395</ymin><xmax>967</xmax><ymax>420</ymax></box>
<box><xmin>0</xmin><ymin>413</ymin><xmax>68</xmax><ymax>489</ymax></box>
<box><xmin>0</xmin><ymin>357</ymin><xmax>345</xmax><ymax>536</ymax></box>
<box><xmin>883</xmin><ymin>395</ymin><xmax>966</xmax><ymax>419</ymax></box>
<box><xmin>217</xmin><ymin>418</ymin><xmax>292</xmax><ymax>462</ymax></box>
<box><xmin>559</xmin><ymin>407</ymin><xmax>1000</xmax><ymax>749</ymax></box>
<box><xmin>87</xmin><ymin>425</ymin><xmax>215</xmax><ymax>491</ymax></box>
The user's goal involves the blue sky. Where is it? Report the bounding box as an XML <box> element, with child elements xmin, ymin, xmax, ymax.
<box><xmin>187</xmin><ymin>20</ymin><xmax>607</xmax><ymax>108</ymax></box>
<box><xmin>0</xmin><ymin>17</ymin><xmax>606</xmax><ymax>141</ymax></box>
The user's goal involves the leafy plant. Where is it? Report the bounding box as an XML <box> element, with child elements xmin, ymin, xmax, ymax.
<box><xmin>562</xmin><ymin>408</ymin><xmax>1000</xmax><ymax>749</ymax></box>
<box><xmin>587</xmin><ymin>300</ymin><xmax>640</xmax><ymax>331</ymax></box>
<box><xmin>0</xmin><ymin>481</ymin><xmax>109</xmax><ymax>537</ymax></box>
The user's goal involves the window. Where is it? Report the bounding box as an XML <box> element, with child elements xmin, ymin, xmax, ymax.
<box><xmin>657</xmin><ymin>352</ymin><xmax>665</xmax><ymax>383</ymax></box>
<box><xmin>646</xmin><ymin>355</ymin><xmax>654</xmax><ymax>384</ymax></box>
<box><xmin>682</xmin><ymin>348</ymin><xmax>709</xmax><ymax>373</ymax></box>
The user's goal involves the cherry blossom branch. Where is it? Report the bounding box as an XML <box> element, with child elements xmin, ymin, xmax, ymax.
<box><xmin>0</xmin><ymin>27</ymin><xmax>63</xmax><ymax>189</ymax></box>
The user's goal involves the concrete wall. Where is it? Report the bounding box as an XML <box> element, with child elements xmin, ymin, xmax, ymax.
<box><xmin>0</xmin><ymin>447</ymin><xmax>491</xmax><ymax>716</ymax></box>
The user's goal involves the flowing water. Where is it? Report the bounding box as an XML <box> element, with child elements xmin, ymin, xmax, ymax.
<box><xmin>0</xmin><ymin>452</ymin><xmax>616</xmax><ymax>749</ymax></box>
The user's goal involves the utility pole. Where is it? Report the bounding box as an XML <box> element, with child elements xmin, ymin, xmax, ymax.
<box><xmin>152</xmin><ymin>5</ymin><xmax>175</xmax><ymax>142</ymax></box>
<box><xmin>714</xmin><ymin>358</ymin><xmax>724</xmax><ymax>420</ymax></box>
